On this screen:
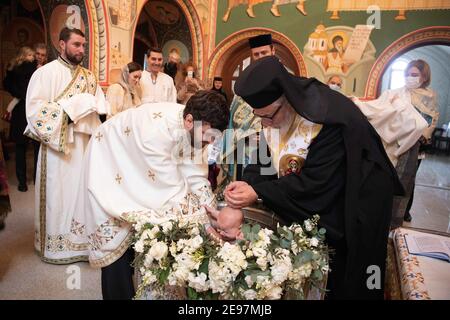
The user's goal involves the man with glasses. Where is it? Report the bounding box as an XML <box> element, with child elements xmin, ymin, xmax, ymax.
<box><xmin>224</xmin><ymin>56</ymin><xmax>403</xmax><ymax>300</ymax></box>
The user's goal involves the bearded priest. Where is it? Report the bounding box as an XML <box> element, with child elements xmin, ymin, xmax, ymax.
<box><xmin>70</xmin><ymin>90</ymin><xmax>229</xmax><ymax>299</ymax></box>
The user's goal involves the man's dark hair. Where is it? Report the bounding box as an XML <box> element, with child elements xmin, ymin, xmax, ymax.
<box><xmin>147</xmin><ymin>47</ymin><xmax>162</xmax><ymax>56</ymax></box>
<box><xmin>183</xmin><ymin>90</ymin><xmax>229</xmax><ymax>131</ymax></box>
<box><xmin>59</xmin><ymin>27</ymin><xmax>85</xmax><ymax>42</ymax></box>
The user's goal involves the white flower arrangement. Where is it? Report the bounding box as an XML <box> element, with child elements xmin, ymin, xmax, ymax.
<box><xmin>125</xmin><ymin>213</ymin><xmax>329</xmax><ymax>300</ymax></box>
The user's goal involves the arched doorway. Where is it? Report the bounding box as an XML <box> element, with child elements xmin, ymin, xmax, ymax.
<box><xmin>364</xmin><ymin>26</ymin><xmax>450</xmax><ymax>99</ymax></box>
<box><xmin>133</xmin><ymin>0</ymin><xmax>203</xmax><ymax>75</ymax></box>
<box><xmin>368</xmin><ymin>29</ymin><xmax>450</xmax><ymax>231</ymax></box>
<box><xmin>208</xmin><ymin>28</ymin><xmax>307</xmax><ymax>101</ymax></box>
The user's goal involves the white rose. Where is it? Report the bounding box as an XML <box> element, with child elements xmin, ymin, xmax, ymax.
<box><xmin>169</xmin><ymin>241</ymin><xmax>177</xmax><ymax>256</ymax></box>
<box><xmin>252</xmin><ymin>247</ymin><xmax>266</xmax><ymax>258</ymax></box>
<box><xmin>190</xmin><ymin>235</ymin><xmax>203</xmax><ymax>250</ymax></box>
<box><xmin>149</xmin><ymin>241</ymin><xmax>168</xmax><ymax>261</ymax></box>
<box><xmin>189</xmin><ymin>226</ymin><xmax>200</xmax><ymax>236</ymax></box>
<box><xmin>245</xmin><ymin>275</ymin><xmax>254</xmax><ymax>287</ymax></box>
<box><xmin>256</xmin><ymin>256</ymin><xmax>268</xmax><ymax>271</ymax></box>
<box><xmin>310</xmin><ymin>237</ymin><xmax>319</xmax><ymax>247</ymax></box>
<box><xmin>161</xmin><ymin>221</ymin><xmax>173</xmax><ymax>234</ymax></box>
<box><xmin>271</xmin><ymin>258</ymin><xmax>292</xmax><ymax>284</ymax></box>
<box><xmin>134</xmin><ymin>240</ymin><xmax>145</xmax><ymax>253</ymax></box>
<box><xmin>304</xmin><ymin>220</ymin><xmax>313</xmax><ymax>232</ymax></box>
<box><xmin>188</xmin><ymin>272</ymin><xmax>209</xmax><ymax>292</ymax></box>
<box><xmin>246</xmin><ymin>249</ymin><xmax>253</xmax><ymax>258</ymax></box>
<box><xmin>243</xmin><ymin>289</ymin><xmax>257</xmax><ymax>300</ymax></box>
<box><xmin>265</xmin><ymin>285</ymin><xmax>283</xmax><ymax>300</ymax></box>
<box><xmin>298</xmin><ymin>262</ymin><xmax>313</xmax><ymax>278</ymax></box>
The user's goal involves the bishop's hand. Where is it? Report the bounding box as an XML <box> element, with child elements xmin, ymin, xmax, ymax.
<box><xmin>224</xmin><ymin>181</ymin><xmax>258</xmax><ymax>209</ymax></box>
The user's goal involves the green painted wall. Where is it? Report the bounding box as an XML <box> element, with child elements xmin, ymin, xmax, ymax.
<box><xmin>216</xmin><ymin>0</ymin><xmax>450</xmax><ymax>57</ymax></box>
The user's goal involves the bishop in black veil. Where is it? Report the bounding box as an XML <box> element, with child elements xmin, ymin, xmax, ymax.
<box><xmin>224</xmin><ymin>56</ymin><xmax>403</xmax><ymax>300</ymax></box>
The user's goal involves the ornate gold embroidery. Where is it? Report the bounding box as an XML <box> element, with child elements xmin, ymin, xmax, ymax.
<box><xmin>124</xmin><ymin>127</ymin><xmax>131</xmax><ymax>136</ymax></box>
<box><xmin>115</xmin><ymin>174</ymin><xmax>122</xmax><ymax>184</ymax></box>
<box><xmin>87</xmin><ymin>217</ymin><xmax>125</xmax><ymax>252</ymax></box>
<box><xmin>70</xmin><ymin>219</ymin><xmax>86</xmax><ymax>236</ymax></box>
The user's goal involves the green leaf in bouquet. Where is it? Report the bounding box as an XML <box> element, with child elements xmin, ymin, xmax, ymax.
<box><xmin>251</xmin><ymin>224</ymin><xmax>261</xmax><ymax>234</ymax></box>
<box><xmin>199</xmin><ymin>258</ymin><xmax>209</xmax><ymax>275</ymax></box>
<box><xmin>187</xmin><ymin>286</ymin><xmax>198</xmax><ymax>300</ymax></box>
<box><xmin>158</xmin><ymin>267</ymin><xmax>170</xmax><ymax>284</ymax></box>
<box><xmin>242</xmin><ymin>224</ymin><xmax>252</xmax><ymax>239</ymax></box>
<box><xmin>270</xmin><ymin>234</ymin><xmax>279</xmax><ymax>241</ymax></box>
<box><xmin>313</xmin><ymin>269</ymin><xmax>323</xmax><ymax>281</ymax></box>
<box><xmin>286</xmin><ymin>229</ymin><xmax>294</xmax><ymax>241</ymax></box>
<box><xmin>280</xmin><ymin>238</ymin><xmax>291</xmax><ymax>249</ymax></box>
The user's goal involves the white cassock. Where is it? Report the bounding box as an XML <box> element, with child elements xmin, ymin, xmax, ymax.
<box><xmin>25</xmin><ymin>57</ymin><xmax>107</xmax><ymax>264</ymax></box>
<box><xmin>70</xmin><ymin>103</ymin><xmax>214</xmax><ymax>268</ymax></box>
<box><xmin>354</xmin><ymin>87</ymin><xmax>428</xmax><ymax>167</ymax></box>
<box><xmin>140</xmin><ymin>70</ymin><xmax>177</xmax><ymax>104</ymax></box>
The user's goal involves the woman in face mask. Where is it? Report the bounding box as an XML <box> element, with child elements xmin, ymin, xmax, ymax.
<box><xmin>353</xmin><ymin>59</ymin><xmax>439</xmax><ymax>228</ymax></box>
<box><xmin>402</xmin><ymin>60</ymin><xmax>439</xmax><ymax>222</ymax></box>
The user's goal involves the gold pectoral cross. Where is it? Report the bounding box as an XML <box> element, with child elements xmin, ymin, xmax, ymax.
<box><xmin>115</xmin><ymin>174</ymin><xmax>122</xmax><ymax>184</ymax></box>
<box><xmin>124</xmin><ymin>127</ymin><xmax>131</xmax><ymax>136</ymax></box>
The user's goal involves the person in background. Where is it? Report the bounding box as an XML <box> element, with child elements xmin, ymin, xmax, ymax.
<box><xmin>354</xmin><ymin>59</ymin><xmax>438</xmax><ymax>227</ymax></box>
<box><xmin>106</xmin><ymin>62</ymin><xmax>142</xmax><ymax>118</ymax></box>
<box><xmin>327</xmin><ymin>75</ymin><xmax>343</xmax><ymax>92</ymax></box>
<box><xmin>3</xmin><ymin>46</ymin><xmax>37</xmax><ymax>192</ymax></box>
<box><xmin>175</xmin><ymin>61</ymin><xmax>205</xmax><ymax>105</ymax></box>
<box><xmin>163</xmin><ymin>49</ymin><xmax>180</xmax><ymax>81</ymax></box>
<box><xmin>211</xmin><ymin>76</ymin><xmax>228</xmax><ymax>104</ymax></box>
<box><xmin>140</xmin><ymin>47</ymin><xmax>176</xmax><ymax>104</ymax></box>
<box><xmin>34</xmin><ymin>43</ymin><xmax>48</xmax><ymax>68</ymax></box>
<box><xmin>402</xmin><ymin>60</ymin><xmax>439</xmax><ymax>222</ymax></box>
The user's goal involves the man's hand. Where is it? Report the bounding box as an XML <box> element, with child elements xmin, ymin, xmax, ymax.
<box><xmin>224</xmin><ymin>181</ymin><xmax>258</xmax><ymax>209</ymax></box>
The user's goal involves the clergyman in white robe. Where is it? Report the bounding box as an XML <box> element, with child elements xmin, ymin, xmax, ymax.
<box><xmin>70</xmin><ymin>103</ymin><xmax>214</xmax><ymax>268</ymax></box>
<box><xmin>25</xmin><ymin>56</ymin><xmax>107</xmax><ymax>264</ymax></box>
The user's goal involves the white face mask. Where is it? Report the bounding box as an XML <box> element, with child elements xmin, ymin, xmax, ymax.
<box><xmin>329</xmin><ymin>84</ymin><xmax>342</xmax><ymax>92</ymax></box>
<box><xmin>405</xmin><ymin>76</ymin><xmax>421</xmax><ymax>89</ymax></box>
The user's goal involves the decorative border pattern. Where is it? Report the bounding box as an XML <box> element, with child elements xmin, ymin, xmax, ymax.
<box><xmin>208</xmin><ymin>28</ymin><xmax>307</xmax><ymax>79</ymax></box>
<box><xmin>393</xmin><ymin>228</ymin><xmax>431</xmax><ymax>300</ymax></box>
<box><xmin>177</xmin><ymin>0</ymin><xmax>204</xmax><ymax>77</ymax></box>
<box><xmin>364</xmin><ymin>26</ymin><xmax>450</xmax><ymax>99</ymax></box>
<box><xmin>86</xmin><ymin>0</ymin><xmax>108</xmax><ymax>83</ymax></box>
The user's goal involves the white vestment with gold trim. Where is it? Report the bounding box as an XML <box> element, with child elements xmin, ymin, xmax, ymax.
<box><xmin>70</xmin><ymin>103</ymin><xmax>213</xmax><ymax>268</ymax></box>
<box><xmin>25</xmin><ymin>57</ymin><xmax>107</xmax><ymax>264</ymax></box>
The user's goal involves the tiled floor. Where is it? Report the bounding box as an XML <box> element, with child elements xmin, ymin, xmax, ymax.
<box><xmin>0</xmin><ymin>150</ymin><xmax>449</xmax><ymax>299</ymax></box>
<box><xmin>405</xmin><ymin>153</ymin><xmax>450</xmax><ymax>233</ymax></box>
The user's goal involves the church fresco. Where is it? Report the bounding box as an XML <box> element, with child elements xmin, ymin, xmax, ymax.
<box><xmin>303</xmin><ymin>23</ymin><xmax>376</xmax><ymax>96</ymax></box>
<box><xmin>222</xmin><ymin>0</ymin><xmax>308</xmax><ymax>21</ymax></box>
